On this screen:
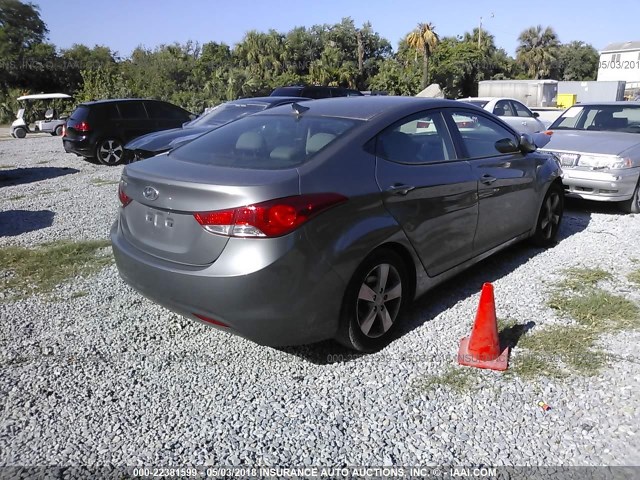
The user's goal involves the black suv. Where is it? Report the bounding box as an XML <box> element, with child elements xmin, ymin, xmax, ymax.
<box><xmin>270</xmin><ymin>85</ymin><xmax>363</xmax><ymax>99</ymax></box>
<box><xmin>63</xmin><ymin>99</ymin><xmax>193</xmax><ymax>165</ymax></box>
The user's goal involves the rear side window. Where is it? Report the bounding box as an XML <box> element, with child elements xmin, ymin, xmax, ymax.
<box><xmin>170</xmin><ymin>114</ymin><xmax>360</xmax><ymax>169</ymax></box>
<box><xmin>92</xmin><ymin>104</ymin><xmax>120</xmax><ymax>120</ymax></box>
<box><xmin>303</xmin><ymin>87</ymin><xmax>330</xmax><ymax>99</ymax></box>
<box><xmin>118</xmin><ymin>101</ymin><xmax>147</xmax><ymax>119</ymax></box>
<box><xmin>446</xmin><ymin>110</ymin><xmax>519</xmax><ymax>158</ymax></box>
<box><xmin>145</xmin><ymin>101</ymin><xmax>189</xmax><ymax>120</ymax></box>
<box><xmin>493</xmin><ymin>100</ymin><xmax>514</xmax><ymax>117</ymax></box>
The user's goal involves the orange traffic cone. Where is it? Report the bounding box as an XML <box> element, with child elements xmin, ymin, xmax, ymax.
<box><xmin>457</xmin><ymin>282</ymin><xmax>509</xmax><ymax>371</ymax></box>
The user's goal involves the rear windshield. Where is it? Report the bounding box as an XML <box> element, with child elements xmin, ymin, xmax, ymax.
<box><xmin>550</xmin><ymin>105</ymin><xmax>640</xmax><ymax>132</ymax></box>
<box><xmin>69</xmin><ymin>106</ymin><xmax>90</xmax><ymax>121</ymax></box>
<box><xmin>170</xmin><ymin>114</ymin><xmax>361</xmax><ymax>169</ymax></box>
<box><xmin>190</xmin><ymin>103</ymin><xmax>267</xmax><ymax>127</ymax></box>
<box><xmin>271</xmin><ymin>87</ymin><xmax>303</xmax><ymax>96</ymax></box>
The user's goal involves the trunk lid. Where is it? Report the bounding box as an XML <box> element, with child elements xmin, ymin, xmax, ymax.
<box><xmin>119</xmin><ymin>155</ymin><xmax>300</xmax><ymax>266</ymax></box>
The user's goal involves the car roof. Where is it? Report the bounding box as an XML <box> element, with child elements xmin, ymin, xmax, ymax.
<box><xmin>18</xmin><ymin>93</ymin><xmax>72</xmax><ymax>101</ymax></box>
<box><xmin>460</xmin><ymin>97</ymin><xmax>518</xmax><ymax>102</ymax></box>
<box><xmin>257</xmin><ymin>96</ymin><xmax>470</xmax><ymax>121</ymax></box>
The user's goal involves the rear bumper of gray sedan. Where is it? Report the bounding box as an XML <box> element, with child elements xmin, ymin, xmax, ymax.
<box><xmin>110</xmin><ymin>220</ymin><xmax>346</xmax><ymax>347</ymax></box>
<box><xmin>562</xmin><ymin>167</ymin><xmax>639</xmax><ymax>201</ymax></box>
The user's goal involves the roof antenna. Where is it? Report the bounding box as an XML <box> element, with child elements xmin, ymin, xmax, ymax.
<box><xmin>291</xmin><ymin>102</ymin><xmax>309</xmax><ymax>117</ymax></box>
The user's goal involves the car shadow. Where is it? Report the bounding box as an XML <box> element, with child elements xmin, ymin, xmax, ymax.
<box><xmin>564</xmin><ymin>197</ymin><xmax>626</xmax><ymax>216</ymax></box>
<box><xmin>0</xmin><ymin>210</ymin><xmax>55</xmax><ymax>236</ymax></box>
<box><xmin>0</xmin><ymin>167</ymin><xmax>79</xmax><ymax>187</ymax></box>
<box><xmin>279</xmin><ymin>206</ymin><xmax>593</xmax><ymax>365</ymax></box>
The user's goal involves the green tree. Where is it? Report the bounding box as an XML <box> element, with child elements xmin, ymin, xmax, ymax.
<box><xmin>405</xmin><ymin>22</ymin><xmax>439</xmax><ymax>89</ymax></box>
<box><xmin>516</xmin><ymin>25</ymin><xmax>560</xmax><ymax>79</ymax></box>
<box><xmin>554</xmin><ymin>41</ymin><xmax>599</xmax><ymax>80</ymax></box>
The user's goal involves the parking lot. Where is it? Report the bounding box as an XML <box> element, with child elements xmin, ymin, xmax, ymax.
<box><xmin>1</xmin><ymin>135</ymin><xmax>639</xmax><ymax>467</ymax></box>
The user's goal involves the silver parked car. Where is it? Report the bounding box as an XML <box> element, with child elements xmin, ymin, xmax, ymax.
<box><xmin>459</xmin><ymin>97</ymin><xmax>547</xmax><ymax>134</ymax></box>
<box><xmin>541</xmin><ymin>102</ymin><xmax>640</xmax><ymax>213</ymax></box>
<box><xmin>111</xmin><ymin>97</ymin><xmax>563</xmax><ymax>351</ymax></box>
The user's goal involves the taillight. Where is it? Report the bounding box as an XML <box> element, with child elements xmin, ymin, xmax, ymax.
<box><xmin>193</xmin><ymin>193</ymin><xmax>347</xmax><ymax>238</ymax></box>
<box><xmin>74</xmin><ymin>121</ymin><xmax>90</xmax><ymax>132</ymax></box>
<box><xmin>118</xmin><ymin>180</ymin><xmax>132</xmax><ymax>207</ymax></box>
<box><xmin>62</xmin><ymin>125</ymin><xmax>66</xmax><ymax>137</ymax></box>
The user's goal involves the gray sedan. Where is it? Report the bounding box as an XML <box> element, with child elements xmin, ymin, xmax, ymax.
<box><xmin>111</xmin><ymin>97</ymin><xmax>563</xmax><ymax>351</ymax></box>
<box><xmin>541</xmin><ymin>102</ymin><xmax>640</xmax><ymax>213</ymax></box>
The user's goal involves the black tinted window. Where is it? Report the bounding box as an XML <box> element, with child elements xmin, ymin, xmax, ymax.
<box><xmin>447</xmin><ymin>111</ymin><xmax>518</xmax><ymax>158</ymax></box>
<box><xmin>271</xmin><ymin>87</ymin><xmax>304</xmax><ymax>96</ymax></box>
<box><xmin>118</xmin><ymin>101</ymin><xmax>147</xmax><ymax>119</ymax></box>
<box><xmin>171</xmin><ymin>114</ymin><xmax>360</xmax><ymax>169</ymax></box>
<box><xmin>303</xmin><ymin>87</ymin><xmax>330</xmax><ymax>99</ymax></box>
<box><xmin>92</xmin><ymin>104</ymin><xmax>119</xmax><ymax>120</ymax></box>
<box><xmin>145</xmin><ymin>101</ymin><xmax>189</xmax><ymax>120</ymax></box>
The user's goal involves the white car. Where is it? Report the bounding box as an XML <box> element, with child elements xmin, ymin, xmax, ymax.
<box><xmin>458</xmin><ymin>97</ymin><xmax>547</xmax><ymax>134</ymax></box>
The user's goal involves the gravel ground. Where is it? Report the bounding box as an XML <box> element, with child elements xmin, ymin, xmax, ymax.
<box><xmin>1</xmin><ymin>136</ymin><xmax>639</xmax><ymax>469</ymax></box>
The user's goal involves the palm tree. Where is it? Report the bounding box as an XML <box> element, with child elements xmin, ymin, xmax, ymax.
<box><xmin>405</xmin><ymin>22</ymin><xmax>439</xmax><ymax>89</ymax></box>
<box><xmin>516</xmin><ymin>25</ymin><xmax>560</xmax><ymax>79</ymax></box>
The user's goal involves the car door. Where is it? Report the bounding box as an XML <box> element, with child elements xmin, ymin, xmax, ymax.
<box><xmin>375</xmin><ymin>110</ymin><xmax>479</xmax><ymax>277</ymax></box>
<box><xmin>116</xmin><ymin>101</ymin><xmax>151</xmax><ymax>142</ymax></box>
<box><xmin>444</xmin><ymin>108</ymin><xmax>539</xmax><ymax>255</ymax></box>
<box><xmin>510</xmin><ymin>100</ymin><xmax>543</xmax><ymax>133</ymax></box>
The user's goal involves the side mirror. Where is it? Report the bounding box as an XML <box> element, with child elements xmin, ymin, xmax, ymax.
<box><xmin>495</xmin><ymin>137</ymin><xmax>520</xmax><ymax>154</ymax></box>
<box><xmin>532</xmin><ymin>112</ymin><xmax>540</xmax><ymax>118</ymax></box>
<box><xmin>189</xmin><ymin>113</ymin><xmax>197</xmax><ymax>120</ymax></box>
<box><xmin>519</xmin><ymin>133</ymin><xmax>537</xmax><ymax>153</ymax></box>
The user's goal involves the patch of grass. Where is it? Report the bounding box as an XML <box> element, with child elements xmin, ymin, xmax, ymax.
<box><xmin>8</xmin><ymin>195</ymin><xmax>26</xmax><ymax>201</ymax></box>
<box><xmin>413</xmin><ymin>367</ymin><xmax>474</xmax><ymax>394</ymax></box>
<box><xmin>0</xmin><ymin>240</ymin><xmax>112</xmax><ymax>301</ymax></box>
<box><xmin>628</xmin><ymin>269</ymin><xmax>640</xmax><ymax>286</ymax></box>
<box><xmin>510</xmin><ymin>266</ymin><xmax>640</xmax><ymax>379</ymax></box>
<box><xmin>0</xmin><ymin>164</ymin><xmax>15</xmax><ymax>169</ymax></box>
<box><xmin>90</xmin><ymin>178</ymin><xmax>119</xmax><ymax>187</ymax></box>
<box><xmin>549</xmin><ymin>289</ymin><xmax>639</xmax><ymax>331</ymax></box>
<box><xmin>70</xmin><ymin>290</ymin><xmax>89</xmax><ymax>299</ymax></box>
<box><xmin>36</xmin><ymin>160</ymin><xmax>49</xmax><ymax>165</ymax></box>
<box><xmin>556</xmin><ymin>267</ymin><xmax>611</xmax><ymax>292</ymax></box>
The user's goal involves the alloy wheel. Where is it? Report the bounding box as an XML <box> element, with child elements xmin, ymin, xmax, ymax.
<box><xmin>356</xmin><ymin>263</ymin><xmax>402</xmax><ymax>338</ymax></box>
<box><xmin>98</xmin><ymin>139</ymin><xmax>124</xmax><ymax>165</ymax></box>
<box><xmin>540</xmin><ymin>190</ymin><xmax>561</xmax><ymax>240</ymax></box>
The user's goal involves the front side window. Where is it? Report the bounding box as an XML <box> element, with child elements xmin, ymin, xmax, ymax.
<box><xmin>376</xmin><ymin>111</ymin><xmax>454</xmax><ymax>164</ymax></box>
<box><xmin>145</xmin><ymin>101</ymin><xmax>188</xmax><ymax>120</ymax></box>
<box><xmin>170</xmin><ymin>114</ymin><xmax>360</xmax><ymax>169</ymax></box>
<box><xmin>511</xmin><ymin>101</ymin><xmax>534</xmax><ymax>118</ymax></box>
<box><xmin>447</xmin><ymin>111</ymin><xmax>519</xmax><ymax>158</ymax></box>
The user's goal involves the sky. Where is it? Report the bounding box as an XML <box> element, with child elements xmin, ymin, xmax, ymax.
<box><xmin>36</xmin><ymin>0</ymin><xmax>638</xmax><ymax>58</ymax></box>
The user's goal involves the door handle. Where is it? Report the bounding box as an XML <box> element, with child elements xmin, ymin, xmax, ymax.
<box><xmin>480</xmin><ymin>174</ymin><xmax>497</xmax><ymax>185</ymax></box>
<box><xmin>521</xmin><ymin>121</ymin><xmax>528</xmax><ymax>125</ymax></box>
<box><xmin>387</xmin><ymin>184</ymin><xmax>415</xmax><ymax>195</ymax></box>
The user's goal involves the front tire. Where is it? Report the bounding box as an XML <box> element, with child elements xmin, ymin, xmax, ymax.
<box><xmin>619</xmin><ymin>181</ymin><xmax>640</xmax><ymax>214</ymax></box>
<box><xmin>531</xmin><ymin>182</ymin><xmax>563</xmax><ymax>247</ymax></box>
<box><xmin>337</xmin><ymin>249</ymin><xmax>409</xmax><ymax>352</ymax></box>
<box><xmin>96</xmin><ymin>138</ymin><xmax>124</xmax><ymax>166</ymax></box>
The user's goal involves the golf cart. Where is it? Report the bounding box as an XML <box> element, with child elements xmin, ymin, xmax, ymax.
<box><xmin>10</xmin><ymin>93</ymin><xmax>73</xmax><ymax>138</ymax></box>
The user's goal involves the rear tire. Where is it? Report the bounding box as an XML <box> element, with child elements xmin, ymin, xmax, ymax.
<box><xmin>531</xmin><ymin>182</ymin><xmax>563</xmax><ymax>247</ymax></box>
<box><xmin>619</xmin><ymin>181</ymin><xmax>640</xmax><ymax>214</ymax></box>
<box><xmin>14</xmin><ymin>127</ymin><xmax>26</xmax><ymax>139</ymax></box>
<box><xmin>336</xmin><ymin>249</ymin><xmax>409</xmax><ymax>352</ymax></box>
<box><xmin>54</xmin><ymin>125</ymin><xmax>64</xmax><ymax>136</ymax></box>
<box><xmin>96</xmin><ymin>138</ymin><xmax>124</xmax><ymax>166</ymax></box>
